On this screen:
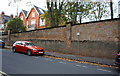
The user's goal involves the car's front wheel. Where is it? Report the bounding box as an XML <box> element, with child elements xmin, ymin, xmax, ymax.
<box><xmin>12</xmin><ymin>47</ymin><xmax>16</xmax><ymax>53</ymax></box>
<box><xmin>27</xmin><ymin>50</ymin><xmax>32</xmax><ymax>56</ymax></box>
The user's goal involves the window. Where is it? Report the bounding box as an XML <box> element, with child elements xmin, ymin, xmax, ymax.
<box><xmin>30</xmin><ymin>19</ymin><xmax>36</xmax><ymax>28</ymax></box>
<box><xmin>26</xmin><ymin>21</ymin><xmax>28</xmax><ymax>28</ymax></box>
<box><xmin>26</xmin><ymin>21</ymin><xmax>28</xmax><ymax>25</ymax></box>
<box><xmin>16</xmin><ymin>41</ymin><xmax>23</xmax><ymax>45</ymax></box>
<box><xmin>20</xmin><ymin>16</ymin><xmax>23</xmax><ymax>20</ymax></box>
<box><xmin>32</xmin><ymin>12</ymin><xmax>35</xmax><ymax>17</ymax></box>
<box><xmin>31</xmin><ymin>19</ymin><xmax>36</xmax><ymax>25</ymax></box>
<box><xmin>40</xmin><ymin>18</ymin><xmax>45</xmax><ymax>26</ymax></box>
<box><xmin>25</xmin><ymin>42</ymin><xmax>35</xmax><ymax>46</ymax></box>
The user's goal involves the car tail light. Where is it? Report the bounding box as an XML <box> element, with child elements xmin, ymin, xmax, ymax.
<box><xmin>117</xmin><ymin>52</ymin><xmax>120</xmax><ymax>56</ymax></box>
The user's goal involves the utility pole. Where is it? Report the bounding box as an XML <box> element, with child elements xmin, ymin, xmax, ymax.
<box><xmin>110</xmin><ymin>0</ymin><xmax>113</xmax><ymax>19</ymax></box>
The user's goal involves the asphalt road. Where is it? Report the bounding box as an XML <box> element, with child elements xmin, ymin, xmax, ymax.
<box><xmin>1</xmin><ymin>49</ymin><xmax>120</xmax><ymax>76</ymax></box>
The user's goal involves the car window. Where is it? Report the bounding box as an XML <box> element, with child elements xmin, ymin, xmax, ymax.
<box><xmin>25</xmin><ymin>42</ymin><xmax>35</xmax><ymax>46</ymax></box>
<box><xmin>16</xmin><ymin>41</ymin><xmax>23</xmax><ymax>45</ymax></box>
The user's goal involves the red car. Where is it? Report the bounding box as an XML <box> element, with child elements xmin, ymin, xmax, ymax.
<box><xmin>12</xmin><ymin>41</ymin><xmax>45</xmax><ymax>56</ymax></box>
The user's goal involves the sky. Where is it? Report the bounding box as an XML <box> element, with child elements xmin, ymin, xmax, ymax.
<box><xmin>0</xmin><ymin>0</ymin><xmax>119</xmax><ymax>18</ymax></box>
<box><xmin>0</xmin><ymin>0</ymin><xmax>47</xmax><ymax>16</ymax></box>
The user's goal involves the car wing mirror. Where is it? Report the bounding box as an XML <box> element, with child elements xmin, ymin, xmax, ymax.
<box><xmin>24</xmin><ymin>44</ymin><xmax>26</xmax><ymax>47</ymax></box>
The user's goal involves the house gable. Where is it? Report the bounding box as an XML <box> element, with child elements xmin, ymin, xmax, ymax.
<box><xmin>27</xmin><ymin>8</ymin><xmax>39</xmax><ymax>30</ymax></box>
<box><xmin>18</xmin><ymin>5</ymin><xmax>46</xmax><ymax>31</ymax></box>
<box><xmin>19</xmin><ymin>12</ymin><xmax>27</xmax><ymax>25</ymax></box>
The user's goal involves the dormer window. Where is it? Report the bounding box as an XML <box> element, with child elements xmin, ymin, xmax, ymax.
<box><xmin>32</xmin><ymin>12</ymin><xmax>35</xmax><ymax>17</ymax></box>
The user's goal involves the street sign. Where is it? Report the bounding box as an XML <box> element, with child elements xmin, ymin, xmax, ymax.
<box><xmin>77</xmin><ymin>32</ymin><xmax>80</xmax><ymax>36</ymax></box>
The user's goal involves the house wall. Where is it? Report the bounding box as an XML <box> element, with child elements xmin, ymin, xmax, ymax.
<box><xmin>19</xmin><ymin>12</ymin><xmax>26</xmax><ymax>26</ymax></box>
<box><xmin>37</xmin><ymin>14</ymin><xmax>47</xmax><ymax>29</ymax></box>
<box><xmin>27</xmin><ymin>8</ymin><xmax>39</xmax><ymax>29</ymax></box>
<box><xmin>2</xmin><ymin>18</ymin><xmax>120</xmax><ymax>59</ymax></box>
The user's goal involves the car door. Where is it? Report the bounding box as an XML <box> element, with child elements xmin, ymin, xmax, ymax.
<box><xmin>18</xmin><ymin>42</ymin><xmax>26</xmax><ymax>53</ymax></box>
<box><xmin>20</xmin><ymin>42</ymin><xmax>27</xmax><ymax>53</ymax></box>
<box><xmin>15</xmin><ymin>41</ymin><xmax>22</xmax><ymax>52</ymax></box>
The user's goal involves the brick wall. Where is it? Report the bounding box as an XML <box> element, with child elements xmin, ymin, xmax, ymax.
<box><xmin>2</xmin><ymin>18</ymin><xmax>120</xmax><ymax>59</ymax></box>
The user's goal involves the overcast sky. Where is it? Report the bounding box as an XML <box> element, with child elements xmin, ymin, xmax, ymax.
<box><xmin>0</xmin><ymin>0</ymin><xmax>47</xmax><ymax>16</ymax></box>
<box><xmin>0</xmin><ymin>0</ymin><xmax>119</xmax><ymax>18</ymax></box>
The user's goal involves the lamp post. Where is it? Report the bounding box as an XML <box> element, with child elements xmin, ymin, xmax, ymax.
<box><xmin>77</xmin><ymin>32</ymin><xmax>80</xmax><ymax>55</ymax></box>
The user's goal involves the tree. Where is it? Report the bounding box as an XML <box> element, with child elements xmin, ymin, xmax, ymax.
<box><xmin>88</xmin><ymin>2</ymin><xmax>110</xmax><ymax>21</ymax></box>
<box><xmin>110</xmin><ymin>0</ymin><xmax>113</xmax><ymax>19</ymax></box>
<box><xmin>45</xmin><ymin>0</ymin><xmax>67</xmax><ymax>27</ymax></box>
<box><xmin>45</xmin><ymin>0</ymin><xmax>92</xmax><ymax>26</ymax></box>
<box><xmin>5</xmin><ymin>18</ymin><xmax>26</xmax><ymax>33</ymax></box>
<box><xmin>64</xmin><ymin>1</ymin><xmax>92</xmax><ymax>23</ymax></box>
<box><xmin>8</xmin><ymin>0</ymin><xmax>22</xmax><ymax>16</ymax></box>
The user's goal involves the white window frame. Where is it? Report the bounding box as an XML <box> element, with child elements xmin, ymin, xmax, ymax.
<box><xmin>31</xmin><ymin>19</ymin><xmax>36</xmax><ymax>25</ymax></box>
<box><xmin>20</xmin><ymin>16</ymin><xmax>23</xmax><ymax>20</ymax></box>
<box><xmin>39</xmin><ymin>18</ymin><xmax>45</xmax><ymax>26</ymax></box>
<box><xmin>32</xmin><ymin>12</ymin><xmax>35</xmax><ymax>17</ymax></box>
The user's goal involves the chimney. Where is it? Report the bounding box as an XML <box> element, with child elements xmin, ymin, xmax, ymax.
<box><xmin>15</xmin><ymin>15</ymin><xmax>18</xmax><ymax>18</ymax></box>
<box><xmin>10</xmin><ymin>14</ymin><xmax>13</xmax><ymax>18</ymax></box>
<box><xmin>1</xmin><ymin>11</ymin><xmax>5</xmax><ymax>16</ymax></box>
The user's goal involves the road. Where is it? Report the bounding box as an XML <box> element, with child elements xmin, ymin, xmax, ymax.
<box><xmin>1</xmin><ymin>49</ymin><xmax>120</xmax><ymax>76</ymax></box>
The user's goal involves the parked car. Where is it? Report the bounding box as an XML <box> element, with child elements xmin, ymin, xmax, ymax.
<box><xmin>0</xmin><ymin>40</ymin><xmax>5</xmax><ymax>48</ymax></box>
<box><xmin>12</xmin><ymin>41</ymin><xmax>45</xmax><ymax>56</ymax></box>
<box><xmin>115</xmin><ymin>51</ymin><xmax>120</xmax><ymax>67</ymax></box>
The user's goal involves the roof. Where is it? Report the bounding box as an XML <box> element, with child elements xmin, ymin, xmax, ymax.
<box><xmin>19</xmin><ymin>10</ymin><xmax>28</xmax><ymax>18</ymax></box>
<box><xmin>20</xmin><ymin>5</ymin><xmax>45</xmax><ymax>18</ymax></box>
<box><xmin>33</xmin><ymin>5</ymin><xmax>45</xmax><ymax>15</ymax></box>
<box><xmin>22</xmin><ymin>10</ymin><xmax>28</xmax><ymax>17</ymax></box>
<box><xmin>2</xmin><ymin>15</ymin><xmax>12</xmax><ymax>23</ymax></box>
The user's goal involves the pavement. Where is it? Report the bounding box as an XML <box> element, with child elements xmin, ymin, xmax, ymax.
<box><xmin>4</xmin><ymin>46</ymin><xmax>116</xmax><ymax>67</ymax></box>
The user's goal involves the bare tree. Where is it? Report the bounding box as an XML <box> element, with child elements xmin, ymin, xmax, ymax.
<box><xmin>8</xmin><ymin>0</ymin><xmax>21</xmax><ymax>16</ymax></box>
<box><xmin>110</xmin><ymin>0</ymin><xmax>113</xmax><ymax>19</ymax></box>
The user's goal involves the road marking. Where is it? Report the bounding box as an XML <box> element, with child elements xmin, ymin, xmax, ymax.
<box><xmin>76</xmin><ymin>65</ymin><xmax>87</xmax><ymax>68</ymax></box>
<box><xmin>48</xmin><ymin>60</ymin><xmax>53</xmax><ymax>61</ymax></box>
<box><xmin>34</xmin><ymin>57</ymin><xmax>38</xmax><ymax>58</ymax></box>
<box><xmin>76</xmin><ymin>65</ymin><xmax>82</xmax><ymax>67</ymax></box>
<box><xmin>59</xmin><ymin>62</ymin><xmax>67</xmax><ymax>64</ymax></box>
<box><xmin>0</xmin><ymin>71</ymin><xmax>8</xmax><ymax>76</ymax></box>
<box><xmin>82</xmin><ymin>66</ymin><xmax>87</xmax><ymax>68</ymax></box>
<box><xmin>45</xmin><ymin>59</ymin><xmax>53</xmax><ymax>61</ymax></box>
<box><xmin>45</xmin><ymin>56</ymin><xmax>118</xmax><ymax>69</ymax></box>
<box><xmin>97</xmin><ymin>69</ymin><xmax>112</xmax><ymax>73</ymax></box>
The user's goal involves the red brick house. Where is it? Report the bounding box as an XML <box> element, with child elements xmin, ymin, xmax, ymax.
<box><xmin>19</xmin><ymin>5</ymin><xmax>46</xmax><ymax>31</ymax></box>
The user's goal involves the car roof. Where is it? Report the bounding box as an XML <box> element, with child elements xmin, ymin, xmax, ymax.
<box><xmin>15</xmin><ymin>41</ymin><xmax>31</xmax><ymax>43</ymax></box>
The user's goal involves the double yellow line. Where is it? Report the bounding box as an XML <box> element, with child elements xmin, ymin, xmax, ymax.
<box><xmin>45</xmin><ymin>55</ymin><xmax>119</xmax><ymax>69</ymax></box>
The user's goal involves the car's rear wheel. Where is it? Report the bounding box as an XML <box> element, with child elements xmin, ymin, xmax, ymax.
<box><xmin>12</xmin><ymin>47</ymin><xmax>16</xmax><ymax>53</ymax></box>
<box><xmin>27</xmin><ymin>50</ymin><xmax>32</xmax><ymax>56</ymax></box>
<box><xmin>2</xmin><ymin>45</ymin><xmax>5</xmax><ymax>48</ymax></box>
